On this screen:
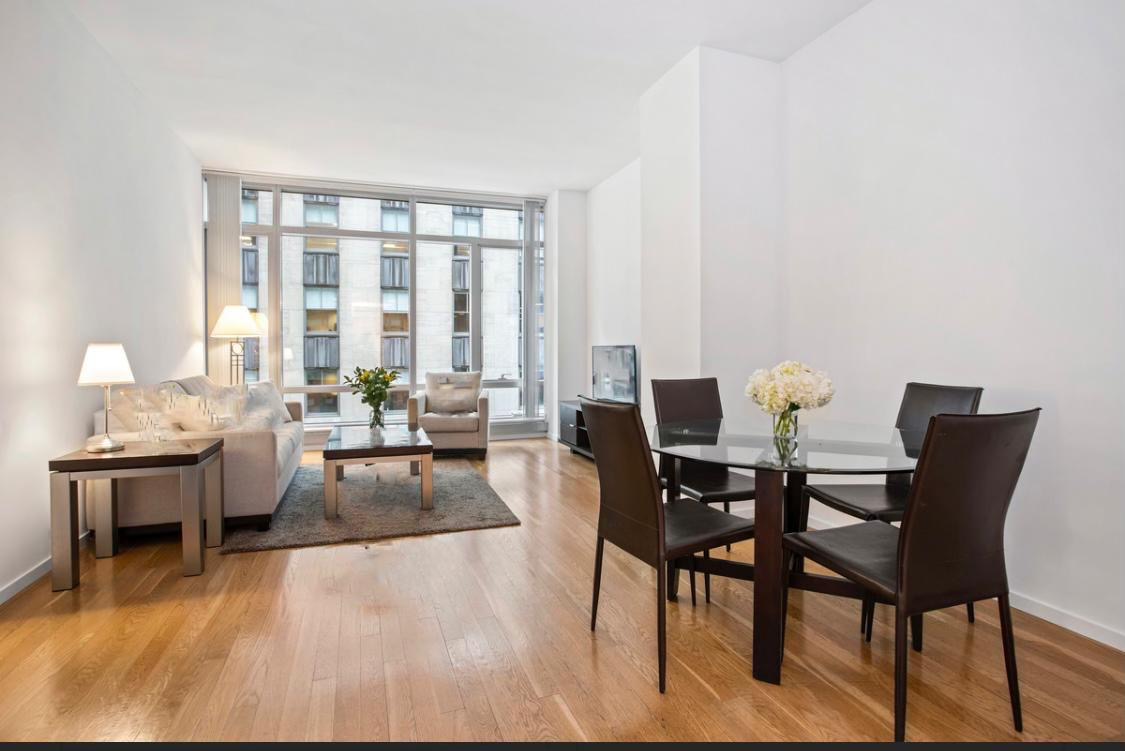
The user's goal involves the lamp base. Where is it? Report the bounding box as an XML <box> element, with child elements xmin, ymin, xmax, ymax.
<box><xmin>86</xmin><ymin>434</ymin><xmax>125</xmax><ymax>453</ymax></box>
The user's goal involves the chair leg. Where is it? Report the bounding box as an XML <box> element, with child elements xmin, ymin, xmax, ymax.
<box><xmin>895</xmin><ymin>609</ymin><xmax>909</xmax><ymax>742</ymax></box>
<box><xmin>911</xmin><ymin>614</ymin><xmax>924</xmax><ymax>652</ymax></box>
<box><xmin>861</xmin><ymin>596</ymin><xmax>874</xmax><ymax>642</ymax></box>
<box><xmin>793</xmin><ymin>493</ymin><xmax>810</xmax><ymax>572</ymax></box>
<box><xmin>724</xmin><ymin>502</ymin><xmax>732</xmax><ymax>552</ymax></box>
<box><xmin>689</xmin><ymin>556</ymin><xmax>697</xmax><ymax>607</ymax></box>
<box><xmin>591</xmin><ymin>537</ymin><xmax>604</xmax><ymax>631</ymax></box>
<box><xmin>657</xmin><ymin>561</ymin><xmax>668</xmax><ymax>693</ymax></box>
<box><xmin>703</xmin><ymin>549</ymin><xmax>711</xmax><ymax>603</ymax></box>
<box><xmin>998</xmin><ymin>594</ymin><xmax>1023</xmax><ymax>732</ymax></box>
<box><xmin>967</xmin><ymin>600</ymin><xmax>976</xmax><ymax>623</ymax></box>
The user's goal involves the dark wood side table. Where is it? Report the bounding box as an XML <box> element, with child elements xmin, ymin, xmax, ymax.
<box><xmin>47</xmin><ymin>438</ymin><xmax>224</xmax><ymax>590</ymax></box>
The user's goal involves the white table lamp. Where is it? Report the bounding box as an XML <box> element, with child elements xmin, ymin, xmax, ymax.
<box><xmin>78</xmin><ymin>342</ymin><xmax>135</xmax><ymax>453</ymax></box>
<box><xmin>211</xmin><ymin>305</ymin><xmax>261</xmax><ymax>384</ymax></box>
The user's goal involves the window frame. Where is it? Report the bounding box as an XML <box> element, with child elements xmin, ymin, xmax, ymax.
<box><xmin>239</xmin><ymin>179</ymin><xmax>545</xmax><ymax>430</ymax></box>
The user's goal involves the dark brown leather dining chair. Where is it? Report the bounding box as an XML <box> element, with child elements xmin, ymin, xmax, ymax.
<box><xmin>801</xmin><ymin>381</ymin><xmax>983</xmax><ymax>637</ymax></box>
<box><xmin>782</xmin><ymin>409</ymin><xmax>1040</xmax><ymax>742</ymax></box>
<box><xmin>652</xmin><ymin>378</ymin><xmax>756</xmax><ymax>601</ymax></box>
<box><xmin>582</xmin><ymin>397</ymin><xmax>755</xmax><ymax>693</ymax></box>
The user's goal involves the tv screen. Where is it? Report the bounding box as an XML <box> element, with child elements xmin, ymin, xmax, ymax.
<box><xmin>592</xmin><ymin>345</ymin><xmax>639</xmax><ymax>404</ymax></box>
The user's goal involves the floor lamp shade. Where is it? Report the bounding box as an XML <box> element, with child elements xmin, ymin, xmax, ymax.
<box><xmin>78</xmin><ymin>343</ymin><xmax>135</xmax><ymax>453</ymax></box>
<box><xmin>211</xmin><ymin>305</ymin><xmax>260</xmax><ymax>338</ymax></box>
<box><xmin>211</xmin><ymin>305</ymin><xmax>261</xmax><ymax>384</ymax></box>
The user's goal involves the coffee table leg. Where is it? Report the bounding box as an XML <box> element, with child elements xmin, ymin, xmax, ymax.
<box><xmin>206</xmin><ymin>454</ymin><xmax>224</xmax><ymax>548</ymax></box>
<box><xmin>421</xmin><ymin>454</ymin><xmax>433</xmax><ymax>510</ymax></box>
<box><xmin>50</xmin><ymin>472</ymin><xmax>79</xmax><ymax>591</ymax></box>
<box><xmin>180</xmin><ymin>466</ymin><xmax>204</xmax><ymax>576</ymax></box>
<box><xmin>410</xmin><ymin>461</ymin><xmax>420</xmax><ymax>476</ymax></box>
<box><xmin>95</xmin><ymin>478</ymin><xmax>119</xmax><ymax>558</ymax></box>
<box><xmin>324</xmin><ymin>459</ymin><xmax>338</xmax><ymax>519</ymax></box>
<box><xmin>336</xmin><ymin>464</ymin><xmax>345</xmax><ymax>481</ymax></box>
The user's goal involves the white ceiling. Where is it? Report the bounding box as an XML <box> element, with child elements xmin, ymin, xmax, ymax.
<box><xmin>65</xmin><ymin>0</ymin><xmax>869</xmax><ymax>195</ymax></box>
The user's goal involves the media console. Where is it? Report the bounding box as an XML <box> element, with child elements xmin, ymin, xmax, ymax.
<box><xmin>558</xmin><ymin>400</ymin><xmax>594</xmax><ymax>460</ymax></box>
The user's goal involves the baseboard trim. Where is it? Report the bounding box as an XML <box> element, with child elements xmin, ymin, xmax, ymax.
<box><xmin>0</xmin><ymin>531</ymin><xmax>90</xmax><ymax>607</ymax></box>
<box><xmin>807</xmin><ymin>512</ymin><xmax>1124</xmax><ymax>650</ymax></box>
<box><xmin>1007</xmin><ymin>591</ymin><xmax>1125</xmax><ymax>651</ymax></box>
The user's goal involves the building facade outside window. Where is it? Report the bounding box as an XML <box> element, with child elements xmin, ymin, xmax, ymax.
<box><xmin>240</xmin><ymin>232</ymin><xmax>270</xmax><ymax>383</ymax></box>
<box><xmin>238</xmin><ymin>182</ymin><xmax>545</xmax><ymax>428</ymax></box>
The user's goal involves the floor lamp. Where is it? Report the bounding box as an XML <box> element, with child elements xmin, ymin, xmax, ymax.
<box><xmin>211</xmin><ymin>305</ymin><xmax>262</xmax><ymax>384</ymax></box>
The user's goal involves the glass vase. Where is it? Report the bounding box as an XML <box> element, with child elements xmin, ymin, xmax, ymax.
<box><xmin>369</xmin><ymin>406</ymin><xmax>385</xmax><ymax>430</ymax></box>
<box><xmin>772</xmin><ymin>407</ymin><xmax>799</xmax><ymax>440</ymax></box>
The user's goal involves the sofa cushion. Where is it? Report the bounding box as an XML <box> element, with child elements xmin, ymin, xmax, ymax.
<box><xmin>274</xmin><ymin>421</ymin><xmax>304</xmax><ymax>477</ymax></box>
<box><xmin>419</xmin><ymin>411</ymin><xmax>480</xmax><ymax>433</ymax></box>
<box><xmin>425</xmin><ymin>371</ymin><xmax>481</xmax><ymax>413</ymax></box>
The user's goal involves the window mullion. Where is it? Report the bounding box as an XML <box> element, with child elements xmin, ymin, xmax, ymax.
<box><xmin>522</xmin><ymin>199</ymin><xmax>537</xmax><ymax>417</ymax></box>
<box><xmin>470</xmin><ymin>242</ymin><xmax>483</xmax><ymax>374</ymax></box>
<box><xmin>408</xmin><ymin>197</ymin><xmax>418</xmax><ymax>397</ymax></box>
<box><xmin>268</xmin><ymin>186</ymin><xmax>282</xmax><ymax>385</ymax></box>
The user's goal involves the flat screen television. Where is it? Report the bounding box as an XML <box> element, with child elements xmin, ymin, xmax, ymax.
<box><xmin>592</xmin><ymin>345</ymin><xmax>639</xmax><ymax>405</ymax></box>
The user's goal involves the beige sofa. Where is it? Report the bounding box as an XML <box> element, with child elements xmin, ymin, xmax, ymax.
<box><xmin>87</xmin><ymin>376</ymin><xmax>303</xmax><ymax>532</ymax></box>
<box><xmin>408</xmin><ymin>372</ymin><xmax>489</xmax><ymax>455</ymax></box>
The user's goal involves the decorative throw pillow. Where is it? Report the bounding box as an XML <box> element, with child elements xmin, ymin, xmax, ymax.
<box><xmin>209</xmin><ymin>384</ymin><xmax>249</xmax><ymax>423</ymax></box>
<box><xmin>247</xmin><ymin>381</ymin><xmax>292</xmax><ymax>424</ymax></box>
<box><xmin>173</xmin><ymin>375</ymin><xmax>219</xmax><ymax>397</ymax></box>
<box><xmin>110</xmin><ymin>386</ymin><xmax>160</xmax><ymax>431</ymax></box>
<box><xmin>425</xmin><ymin>371</ymin><xmax>481</xmax><ymax>413</ymax></box>
<box><xmin>165</xmin><ymin>394</ymin><xmax>223</xmax><ymax>432</ymax></box>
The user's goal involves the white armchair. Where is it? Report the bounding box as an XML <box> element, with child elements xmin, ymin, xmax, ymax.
<box><xmin>408</xmin><ymin>372</ymin><xmax>489</xmax><ymax>455</ymax></box>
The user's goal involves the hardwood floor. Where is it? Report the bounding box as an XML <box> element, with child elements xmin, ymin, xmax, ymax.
<box><xmin>1</xmin><ymin>438</ymin><xmax>1122</xmax><ymax>741</ymax></box>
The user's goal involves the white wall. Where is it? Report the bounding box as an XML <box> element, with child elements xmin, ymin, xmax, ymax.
<box><xmin>586</xmin><ymin>159</ymin><xmax>642</xmax><ymax>367</ymax></box>
<box><xmin>699</xmin><ymin>48</ymin><xmax>783</xmax><ymax>417</ymax></box>
<box><xmin>636</xmin><ymin>48</ymin><xmax>783</xmax><ymax>425</ymax></box>
<box><xmin>639</xmin><ymin>50</ymin><xmax>702</xmax><ymax>425</ymax></box>
<box><xmin>545</xmin><ymin>190</ymin><xmax>588</xmax><ymax>437</ymax></box>
<box><xmin>0</xmin><ymin>1</ymin><xmax>204</xmax><ymax>602</ymax></box>
<box><xmin>781</xmin><ymin>0</ymin><xmax>1125</xmax><ymax>646</ymax></box>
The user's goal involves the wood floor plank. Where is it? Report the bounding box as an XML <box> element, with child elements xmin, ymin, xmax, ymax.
<box><xmin>0</xmin><ymin>439</ymin><xmax>1120</xmax><ymax>741</ymax></box>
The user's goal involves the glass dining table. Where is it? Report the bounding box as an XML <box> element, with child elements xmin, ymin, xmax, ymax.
<box><xmin>650</xmin><ymin>418</ymin><xmax>923</xmax><ymax>685</ymax></box>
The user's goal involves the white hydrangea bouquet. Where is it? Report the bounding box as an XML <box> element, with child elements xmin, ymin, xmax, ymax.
<box><xmin>746</xmin><ymin>360</ymin><xmax>835</xmax><ymax>439</ymax></box>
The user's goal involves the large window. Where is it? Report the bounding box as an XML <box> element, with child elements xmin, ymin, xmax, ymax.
<box><xmin>241</xmin><ymin>185</ymin><xmax>544</xmax><ymax>427</ymax></box>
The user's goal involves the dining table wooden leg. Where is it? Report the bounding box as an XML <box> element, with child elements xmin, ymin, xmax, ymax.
<box><xmin>752</xmin><ymin>468</ymin><xmax>786</xmax><ymax>684</ymax></box>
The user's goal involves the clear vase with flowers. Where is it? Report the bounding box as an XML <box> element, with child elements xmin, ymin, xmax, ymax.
<box><xmin>343</xmin><ymin>365</ymin><xmax>400</xmax><ymax>430</ymax></box>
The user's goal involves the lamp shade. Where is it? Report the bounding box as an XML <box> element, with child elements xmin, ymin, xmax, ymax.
<box><xmin>211</xmin><ymin>305</ymin><xmax>260</xmax><ymax>338</ymax></box>
<box><xmin>251</xmin><ymin>311</ymin><xmax>268</xmax><ymax>335</ymax></box>
<box><xmin>77</xmin><ymin>343</ymin><xmax>135</xmax><ymax>386</ymax></box>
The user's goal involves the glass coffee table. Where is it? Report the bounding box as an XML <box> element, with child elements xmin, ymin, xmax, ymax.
<box><xmin>322</xmin><ymin>425</ymin><xmax>434</xmax><ymax>519</ymax></box>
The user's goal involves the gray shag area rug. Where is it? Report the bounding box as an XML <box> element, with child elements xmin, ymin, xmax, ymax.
<box><xmin>221</xmin><ymin>459</ymin><xmax>519</xmax><ymax>553</ymax></box>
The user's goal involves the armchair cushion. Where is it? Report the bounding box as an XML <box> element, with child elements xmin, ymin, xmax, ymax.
<box><xmin>419</xmin><ymin>411</ymin><xmax>480</xmax><ymax>433</ymax></box>
<box><xmin>424</xmin><ymin>371</ymin><xmax>481</xmax><ymax>413</ymax></box>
